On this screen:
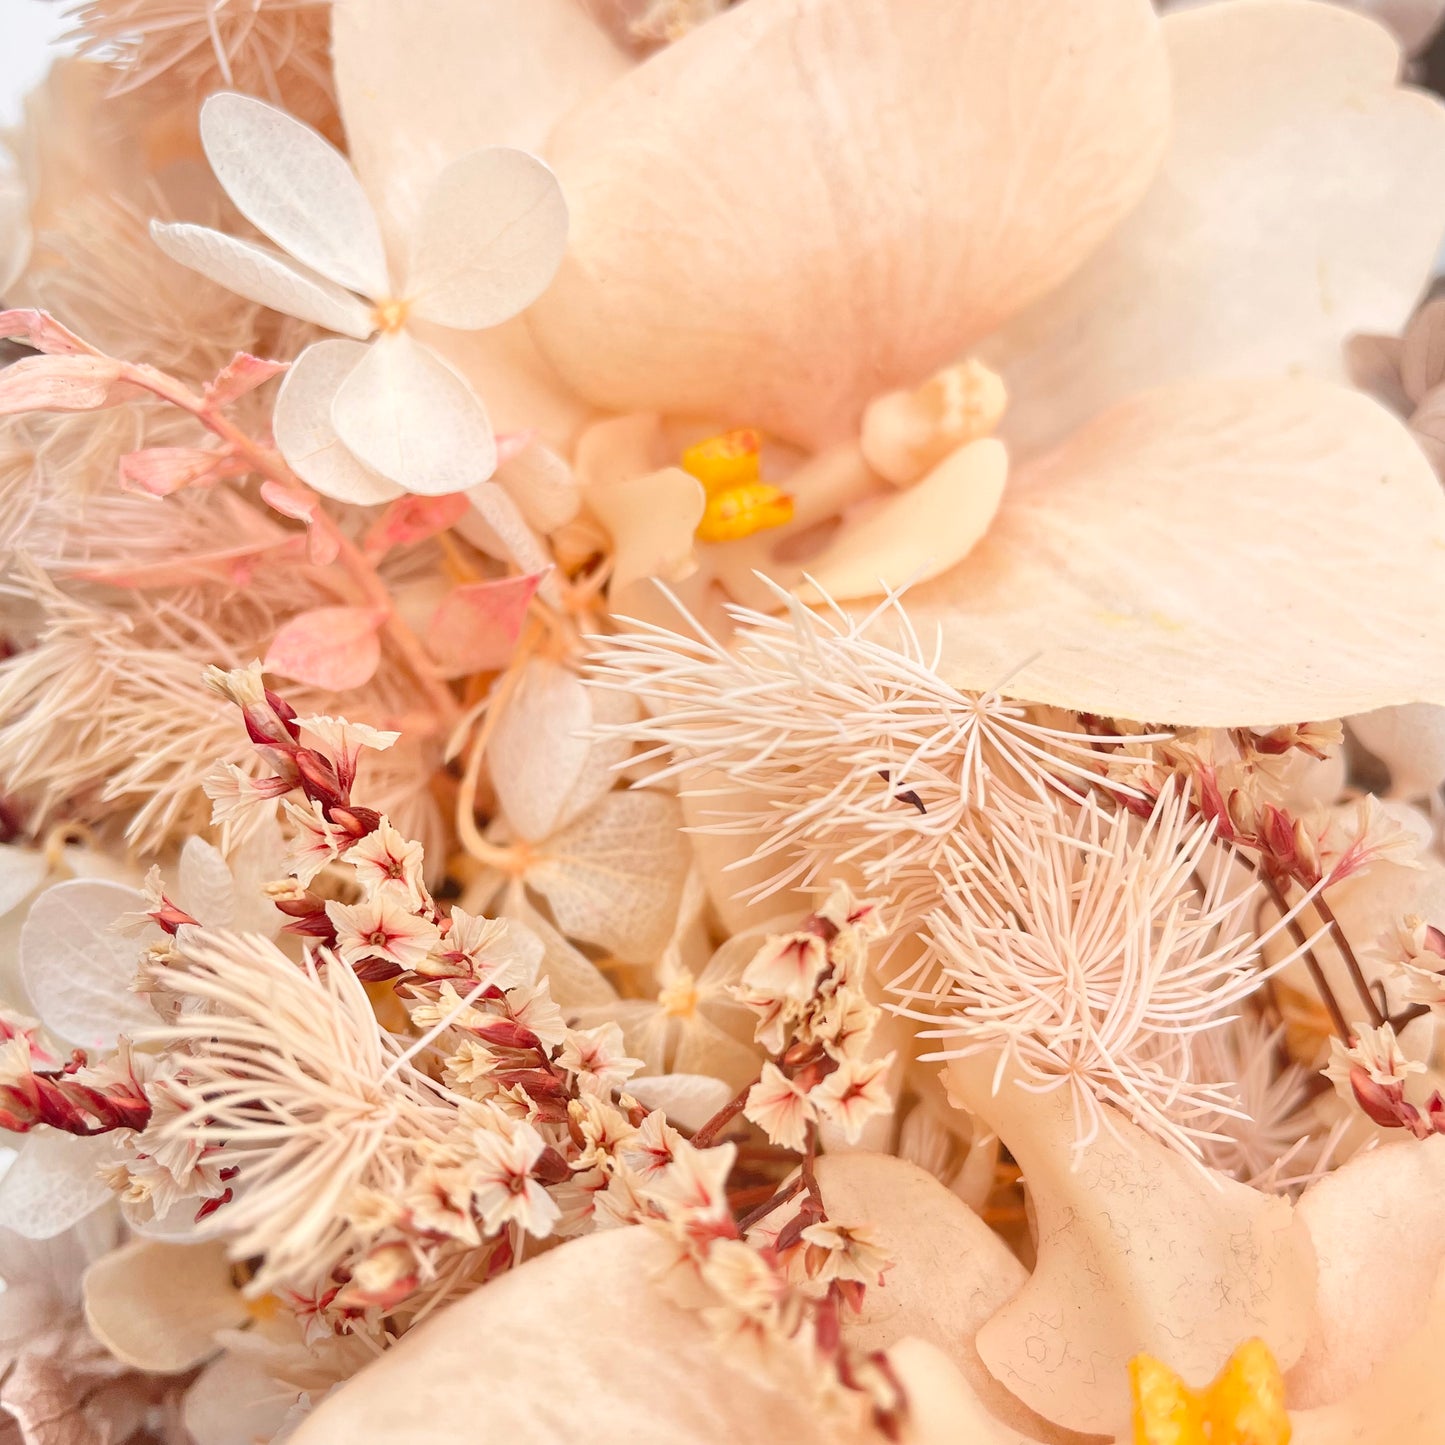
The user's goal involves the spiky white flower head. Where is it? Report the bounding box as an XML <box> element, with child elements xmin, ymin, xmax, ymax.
<box><xmin>589</xmin><ymin>582</ymin><xmax>1162</xmax><ymax>904</ymax></box>
<box><xmin>901</xmin><ymin>785</ymin><xmax>1315</xmax><ymax>1161</ymax></box>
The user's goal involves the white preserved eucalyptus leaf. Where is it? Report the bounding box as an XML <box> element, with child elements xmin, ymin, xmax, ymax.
<box><xmin>288</xmin><ymin>1227</ymin><xmax>857</xmax><ymax>1445</ymax></box>
<box><xmin>200</xmin><ymin>93</ymin><xmax>391</xmax><ymax>298</ymax></box>
<box><xmin>946</xmin><ymin>1054</ymin><xmax>1317</xmax><ymax>1437</ymax></box>
<box><xmin>274</xmin><ymin>341</ymin><xmax>404</xmax><ymax>506</ymax></box>
<box><xmin>409</xmin><ymin>148</ymin><xmax>570</xmax><ymax>330</ymax></box>
<box><xmin>332</xmin><ymin>330</ymin><xmax>497</xmax><ymax>494</ymax></box>
<box><xmin>0</xmin><ymin>1133</ymin><xmax>115</xmax><ymax>1241</ymax></box>
<box><xmin>149</xmin><ymin>223</ymin><xmax>375</xmax><ymax>340</ymax></box>
<box><xmin>19</xmin><ymin>880</ymin><xmax>156</xmax><ymax>1049</ymax></box>
<box><xmin>525</xmin><ymin>790</ymin><xmax>689</xmax><ymax>962</ymax></box>
<box><xmin>83</xmin><ymin>1239</ymin><xmax>248</xmax><ymax>1373</ymax></box>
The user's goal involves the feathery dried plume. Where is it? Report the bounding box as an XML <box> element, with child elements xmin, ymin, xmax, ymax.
<box><xmin>58</xmin><ymin>0</ymin><xmax>338</xmax><ymax>130</ymax></box>
<box><xmin>901</xmin><ymin>786</ymin><xmax>1317</xmax><ymax>1161</ymax></box>
<box><xmin>590</xmin><ymin>583</ymin><xmax>1162</xmax><ymax>901</ymax></box>
<box><xmin>138</xmin><ymin>928</ymin><xmax>461</xmax><ymax>1294</ymax></box>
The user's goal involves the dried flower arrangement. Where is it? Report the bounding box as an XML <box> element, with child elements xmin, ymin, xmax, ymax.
<box><xmin>3</xmin><ymin>1</ymin><xmax>1445</xmax><ymax>1443</ymax></box>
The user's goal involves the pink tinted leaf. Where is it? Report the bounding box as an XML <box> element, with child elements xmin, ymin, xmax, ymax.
<box><xmin>0</xmin><ymin>307</ymin><xmax>96</xmax><ymax>356</ymax></box>
<box><xmin>308</xmin><ymin>527</ymin><xmax>341</xmax><ymax>566</ymax></box>
<box><xmin>258</xmin><ymin>479</ymin><xmax>317</xmax><ymax>522</ymax></box>
<box><xmin>205</xmin><ymin>351</ymin><xmax>288</xmax><ymax>407</ymax></box>
<box><xmin>363</xmin><ymin>493</ymin><xmax>470</xmax><ymax>559</ymax></box>
<box><xmin>426</xmin><ymin>572</ymin><xmax>543</xmax><ymax>678</ymax></box>
<box><xmin>118</xmin><ymin>446</ymin><xmax>231</xmax><ymax>497</ymax></box>
<box><xmin>265</xmin><ymin>605</ymin><xmax>387</xmax><ymax>690</ymax></box>
<box><xmin>0</xmin><ymin>354</ymin><xmax>134</xmax><ymax>415</ymax></box>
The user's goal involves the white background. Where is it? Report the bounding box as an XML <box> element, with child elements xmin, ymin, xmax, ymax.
<box><xmin>1</xmin><ymin>3</ymin><xmax>72</xmax><ymax>127</ymax></box>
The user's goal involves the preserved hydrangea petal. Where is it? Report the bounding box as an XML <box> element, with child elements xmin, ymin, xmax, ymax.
<box><xmin>81</xmin><ymin>1239</ymin><xmax>248</xmax><ymax>1374</ymax></box>
<box><xmin>900</xmin><ymin>377</ymin><xmax>1445</xmax><ymax>727</ymax></box>
<box><xmin>264</xmin><ymin>606</ymin><xmax>387</xmax><ymax>692</ymax></box>
<box><xmin>332</xmin><ymin>331</ymin><xmax>498</xmax><ymax>494</ymax></box>
<box><xmin>408</xmin><ymin>148</ymin><xmax>570</xmax><ymax>331</ymax></box>
<box><xmin>19</xmin><ymin>880</ymin><xmax>156</xmax><ymax>1050</ymax></box>
<box><xmin>981</xmin><ymin>0</ymin><xmax>1445</xmax><ymax>460</ymax></box>
<box><xmin>0</xmin><ymin>1133</ymin><xmax>117</xmax><ymax>1241</ymax></box>
<box><xmin>525</xmin><ymin>790</ymin><xmax>688</xmax><ymax>962</ymax></box>
<box><xmin>199</xmin><ymin>93</ymin><xmax>391</xmax><ymax>300</ymax></box>
<box><xmin>274</xmin><ymin>341</ymin><xmax>405</xmax><ymax>506</ymax></box>
<box><xmin>149</xmin><ymin>223</ymin><xmax>376</xmax><ymax>340</ymax></box>
<box><xmin>529</xmin><ymin>0</ymin><xmax>1169</xmax><ymax>447</ymax></box>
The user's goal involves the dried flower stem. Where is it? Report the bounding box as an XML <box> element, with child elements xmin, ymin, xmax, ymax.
<box><xmin>693</xmin><ymin>1080</ymin><xmax>755</xmax><ymax>1148</ymax></box>
<box><xmin>1255</xmin><ymin>868</ymin><xmax>1350</xmax><ymax>1038</ymax></box>
<box><xmin>1312</xmin><ymin>892</ymin><xmax>1386</xmax><ymax>1029</ymax></box>
<box><xmin>120</xmin><ymin>358</ymin><xmax>461</xmax><ymax>732</ymax></box>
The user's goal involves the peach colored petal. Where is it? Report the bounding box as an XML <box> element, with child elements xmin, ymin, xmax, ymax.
<box><xmin>588</xmin><ymin>466</ymin><xmax>706</xmax><ymax>593</ymax></box>
<box><xmin>796</xmin><ymin>439</ymin><xmax>1006</xmax><ymax>604</ymax></box>
<box><xmin>946</xmin><ymin>1053</ymin><xmax>1316</xmax><ymax>1438</ymax></box>
<box><xmin>1348</xmin><ymin>702</ymin><xmax>1445</xmax><ymax>798</ymax></box>
<box><xmin>981</xmin><ymin>0</ymin><xmax>1445</xmax><ymax>460</ymax></box>
<box><xmin>1288</xmin><ymin>1137</ymin><xmax>1445</xmax><ymax>1409</ymax></box>
<box><xmin>82</xmin><ymin>1239</ymin><xmax>247</xmax><ymax>1374</ymax></box>
<box><xmin>529</xmin><ymin>0</ymin><xmax>1169</xmax><ymax>448</ymax></box>
<box><xmin>899</xmin><ymin>377</ymin><xmax>1445</xmax><ymax>727</ymax></box>
<box><xmin>332</xmin><ymin>0</ymin><xmax>628</xmax><ymax>246</ymax></box>
<box><xmin>288</xmin><ymin>1228</ymin><xmax>858</xmax><ymax>1445</ymax></box>
<box><xmin>885</xmin><ymin>1339</ymin><xmax>1044</xmax><ymax>1445</ymax></box>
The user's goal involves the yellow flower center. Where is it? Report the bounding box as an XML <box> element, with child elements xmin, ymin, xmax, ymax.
<box><xmin>371</xmin><ymin>297</ymin><xmax>411</xmax><ymax>334</ymax></box>
<box><xmin>682</xmin><ymin>429</ymin><xmax>796</xmax><ymax>543</ymax></box>
<box><xmin>1130</xmin><ymin>1338</ymin><xmax>1291</xmax><ymax>1445</ymax></box>
<box><xmin>658</xmin><ymin>970</ymin><xmax>700</xmax><ymax>1020</ymax></box>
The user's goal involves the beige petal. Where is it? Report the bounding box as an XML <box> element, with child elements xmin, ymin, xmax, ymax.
<box><xmin>83</xmin><ymin>1239</ymin><xmax>247</xmax><ymax>1374</ymax></box>
<box><xmin>288</xmin><ymin>1228</ymin><xmax>860</xmax><ymax>1445</ymax></box>
<box><xmin>526</xmin><ymin>789</ymin><xmax>689</xmax><ymax>961</ymax></box>
<box><xmin>1288</xmin><ymin>1136</ymin><xmax>1445</xmax><ymax>1408</ymax></box>
<box><xmin>184</xmin><ymin>1351</ymin><xmax>300</xmax><ymax>1445</ymax></box>
<box><xmin>807</xmin><ymin>1154</ymin><xmax>1072</xmax><ymax>1442</ymax></box>
<box><xmin>529</xmin><ymin>0</ymin><xmax>1169</xmax><ymax>448</ymax></box>
<box><xmin>946</xmin><ymin>1053</ymin><xmax>1317</xmax><ymax>1438</ymax></box>
<box><xmin>885</xmin><ymin>1339</ymin><xmax>1045</xmax><ymax>1445</ymax></box>
<box><xmin>981</xmin><ymin>0</ymin><xmax>1445</xmax><ymax>460</ymax></box>
<box><xmin>797</xmin><ymin>440</ymin><xmax>1006</xmax><ymax>603</ymax></box>
<box><xmin>333</xmin><ymin>0</ymin><xmax>628</xmax><ymax>246</ymax></box>
<box><xmin>588</xmin><ymin>466</ymin><xmax>706</xmax><ymax>594</ymax></box>
<box><xmin>899</xmin><ymin>377</ymin><xmax>1445</xmax><ymax>727</ymax></box>
<box><xmin>1290</xmin><ymin>1263</ymin><xmax>1445</xmax><ymax>1445</ymax></box>
<box><xmin>1348</xmin><ymin>701</ymin><xmax>1445</xmax><ymax>798</ymax></box>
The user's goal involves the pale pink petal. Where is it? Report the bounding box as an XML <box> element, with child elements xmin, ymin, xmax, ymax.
<box><xmin>0</xmin><ymin>355</ymin><xmax>133</xmax><ymax>415</ymax></box>
<box><xmin>333</xmin><ymin>0</ymin><xmax>627</xmax><ymax>246</ymax></box>
<box><xmin>625</xmin><ymin>1074</ymin><xmax>733</xmax><ymax>1132</ymax></box>
<box><xmin>981</xmin><ymin>1</ymin><xmax>1445</xmax><ymax>460</ymax></box>
<box><xmin>185</xmin><ymin>1351</ymin><xmax>301</xmax><ymax>1445</ymax></box>
<box><xmin>529</xmin><ymin>0</ymin><xmax>1169</xmax><ymax>448</ymax></box>
<box><xmin>83</xmin><ymin>1239</ymin><xmax>247</xmax><ymax>1373</ymax></box>
<box><xmin>0</xmin><ymin>846</ymin><xmax>47</xmax><ymax>921</ymax></box>
<box><xmin>273</xmin><ymin>341</ymin><xmax>404</xmax><ymax>506</ymax></box>
<box><xmin>1348</xmin><ymin>702</ymin><xmax>1445</xmax><ymax>798</ymax></box>
<box><xmin>287</xmin><ymin>1228</ymin><xmax>843</xmax><ymax>1445</ymax></box>
<box><xmin>265</xmin><ymin>606</ymin><xmax>387</xmax><ymax>692</ymax></box>
<box><xmin>199</xmin><ymin>93</ymin><xmax>390</xmax><ymax>298</ymax></box>
<box><xmin>900</xmin><ymin>377</ymin><xmax>1445</xmax><ymax>727</ymax></box>
<box><xmin>946</xmin><ymin>1054</ymin><xmax>1316</xmax><ymax>1438</ymax></box>
<box><xmin>587</xmin><ymin>467</ymin><xmax>706</xmax><ymax>593</ymax></box>
<box><xmin>19</xmin><ymin>880</ymin><xmax>155</xmax><ymax>1049</ymax></box>
<box><xmin>798</xmin><ymin>439</ymin><xmax>1007</xmax><ymax>604</ymax></box>
<box><xmin>408</xmin><ymin>148</ymin><xmax>569</xmax><ymax>330</ymax></box>
<box><xmin>427</xmin><ymin>573</ymin><xmax>544</xmax><ymax>679</ymax></box>
<box><xmin>884</xmin><ymin>1339</ymin><xmax>1040</xmax><ymax>1445</ymax></box>
<box><xmin>0</xmin><ymin>1133</ymin><xmax>116</xmax><ymax>1241</ymax></box>
<box><xmin>332</xmin><ymin>331</ymin><xmax>497</xmax><ymax>495</ymax></box>
<box><xmin>496</xmin><ymin>440</ymin><xmax>581</xmax><ymax>534</ymax></box>
<box><xmin>204</xmin><ymin>353</ymin><xmax>289</xmax><ymax>408</ymax></box>
<box><xmin>150</xmin><ymin>223</ymin><xmax>376</xmax><ymax>340</ymax></box>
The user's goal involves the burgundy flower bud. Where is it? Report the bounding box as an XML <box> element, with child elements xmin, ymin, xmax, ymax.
<box><xmin>1349</xmin><ymin>1066</ymin><xmax>1416</xmax><ymax>1131</ymax></box>
<box><xmin>294</xmin><ymin>749</ymin><xmax>347</xmax><ymax>810</ymax></box>
<box><xmin>475</xmin><ymin>1019</ymin><xmax>543</xmax><ymax>1052</ymax></box>
<box><xmin>532</xmin><ymin>1146</ymin><xmax>573</xmax><ymax>1186</ymax></box>
<box><xmin>328</xmin><ymin>806</ymin><xmax>382</xmax><ymax>840</ymax></box>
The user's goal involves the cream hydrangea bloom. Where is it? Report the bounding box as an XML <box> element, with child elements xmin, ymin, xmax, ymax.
<box><xmin>337</xmin><ymin>0</ymin><xmax>1445</xmax><ymax>728</ymax></box>
<box><xmin>152</xmin><ymin>92</ymin><xmax>569</xmax><ymax>501</ymax></box>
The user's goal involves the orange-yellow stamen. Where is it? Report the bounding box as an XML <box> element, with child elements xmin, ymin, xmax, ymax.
<box><xmin>372</xmin><ymin>298</ymin><xmax>411</xmax><ymax>334</ymax></box>
<box><xmin>1131</xmin><ymin>1338</ymin><xmax>1291</xmax><ymax>1445</ymax></box>
<box><xmin>681</xmin><ymin>429</ymin><xmax>795</xmax><ymax>543</ymax></box>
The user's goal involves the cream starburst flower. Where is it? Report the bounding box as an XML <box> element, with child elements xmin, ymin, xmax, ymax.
<box><xmin>590</xmin><ymin>582</ymin><xmax>1161</xmax><ymax>903</ymax></box>
<box><xmin>903</xmin><ymin>786</ymin><xmax>1316</xmax><ymax>1161</ymax></box>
